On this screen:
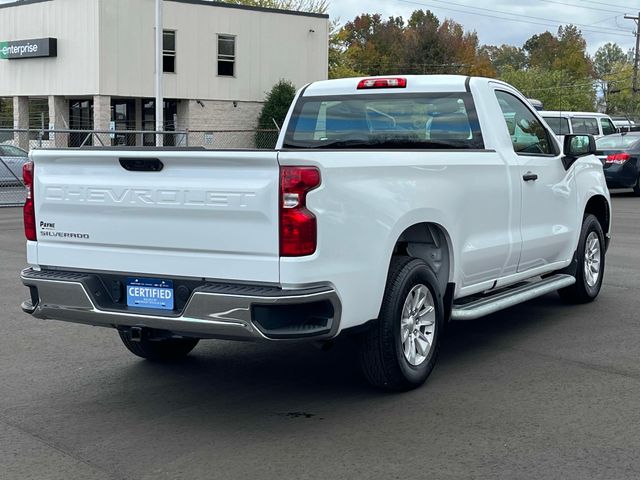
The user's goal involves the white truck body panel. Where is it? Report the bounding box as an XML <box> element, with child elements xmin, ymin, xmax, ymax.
<box><xmin>29</xmin><ymin>150</ymin><xmax>281</xmax><ymax>283</ymax></box>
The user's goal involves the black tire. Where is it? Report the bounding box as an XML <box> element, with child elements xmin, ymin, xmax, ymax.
<box><xmin>558</xmin><ymin>214</ymin><xmax>605</xmax><ymax>304</ymax></box>
<box><xmin>359</xmin><ymin>256</ymin><xmax>444</xmax><ymax>391</ymax></box>
<box><xmin>633</xmin><ymin>175</ymin><xmax>640</xmax><ymax>196</ymax></box>
<box><xmin>118</xmin><ymin>329</ymin><xmax>199</xmax><ymax>361</ymax></box>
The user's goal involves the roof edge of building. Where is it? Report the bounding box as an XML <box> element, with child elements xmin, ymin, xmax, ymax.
<box><xmin>0</xmin><ymin>0</ymin><xmax>329</xmax><ymax>19</ymax></box>
<box><xmin>0</xmin><ymin>0</ymin><xmax>53</xmax><ymax>10</ymax></box>
<box><xmin>166</xmin><ymin>0</ymin><xmax>329</xmax><ymax>19</ymax></box>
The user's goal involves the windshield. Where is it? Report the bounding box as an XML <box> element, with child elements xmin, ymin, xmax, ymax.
<box><xmin>283</xmin><ymin>92</ymin><xmax>484</xmax><ymax>149</ymax></box>
<box><xmin>596</xmin><ymin>134</ymin><xmax>640</xmax><ymax>150</ymax></box>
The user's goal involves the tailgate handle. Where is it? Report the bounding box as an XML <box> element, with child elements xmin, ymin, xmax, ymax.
<box><xmin>119</xmin><ymin>158</ymin><xmax>164</xmax><ymax>172</ymax></box>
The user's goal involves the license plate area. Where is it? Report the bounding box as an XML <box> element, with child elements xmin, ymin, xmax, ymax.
<box><xmin>126</xmin><ymin>278</ymin><xmax>174</xmax><ymax>311</ymax></box>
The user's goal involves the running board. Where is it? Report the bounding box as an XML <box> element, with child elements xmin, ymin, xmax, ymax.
<box><xmin>450</xmin><ymin>274</ymin><xmax>576</xmax><ymax>321</ymax></box>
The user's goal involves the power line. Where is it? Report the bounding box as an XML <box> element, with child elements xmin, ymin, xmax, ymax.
<box><xmin>580</xmin><ymin>0</ymin><xmax>640</xmax><ymax>10</ymax></box>
<box><xmin>396</xmin><ymin>0</ymin><xmax>635</xmax><ymax>38</ymax></box>
<box><xmin>535</xmin><ymin>0</ymin><xmax>628</xmax><ymax>15</ymax></box>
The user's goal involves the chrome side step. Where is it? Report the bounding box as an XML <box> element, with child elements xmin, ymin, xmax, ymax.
<box><xmin>450</xmin><ymin>274</ymin><xmax>576</xmax><ymax>321</ymax></box>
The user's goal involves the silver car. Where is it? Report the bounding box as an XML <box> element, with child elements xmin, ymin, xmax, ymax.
<box><xmin>0</xmin><ymin>145</ymin><xmax>28</xmax><ymax>187</ymax></box>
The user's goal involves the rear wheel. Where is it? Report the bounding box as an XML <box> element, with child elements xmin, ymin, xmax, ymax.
<box><xmin>359</xmin><ymin>256</ymin><xmax>444</xmax><ymax>391</ymax></box>
<box><xmin>118</xmin><ymin>329</ymin><xmax>199</xmax><ymax>361</ymax></box>
<box><xmin>558</xmin><ymin>214</ymin><xmax>605</xmax><ymax>303</ymax></box>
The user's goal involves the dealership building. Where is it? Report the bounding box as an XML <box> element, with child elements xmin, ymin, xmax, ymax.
<box><xmin>0</xmin><ymin>0</ymin><xmax>329</xmax><ymax>148</ymax></box>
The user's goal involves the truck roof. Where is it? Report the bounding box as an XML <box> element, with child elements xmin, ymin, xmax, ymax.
<box><xmin>302</xmin><ymin>75</ymin><xmax>478</xmax><ymax>97</ymax></box>
<box><xmin>540</xmin><ymin>110</ymin><xmax>612</xmax><ymax>119</ymax></box>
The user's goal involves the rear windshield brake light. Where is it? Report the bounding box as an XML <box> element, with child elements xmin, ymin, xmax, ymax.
<box><xmin>357</xmin><ymin>77</ymin><xmax>407</xmax><ymax>90</ymax></box>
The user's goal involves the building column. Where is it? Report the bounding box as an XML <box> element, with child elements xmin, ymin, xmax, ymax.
<box><xmin>93</xmin><ymin>95</ymin><xmax>111</xmax><ymax>145</ymax></box>
<box><xmin>48</xmin><ymin>96</ymin><xmax>69</xmax><ymax>147</ymax></box>
<box><xmin>13</xmin><ymin>96</ymin><xmax>29</xmax><ymax>150</ymax></box>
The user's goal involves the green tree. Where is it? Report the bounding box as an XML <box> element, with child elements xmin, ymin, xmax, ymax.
<box><xmin>594</xmin><ymin>43</ymin><xmax>631</xmax><ymax>113</ymax></box>
<box><xmin>255</xmin><ymin>79</ymin><xmax>296</xmax><ymax>148</ymax></box>
<box><xmin>481</xmin><ymin>44</ymin><xmax>527</xmax><ymax>75</ymax></box>
<box><xmin>500</xmin><ymin>66</ymin><xmax>596</xmax><ymax>111</ymax></box>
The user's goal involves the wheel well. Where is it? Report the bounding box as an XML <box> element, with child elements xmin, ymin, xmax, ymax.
<box><xmin>393</xmin><ymin>223</ymin><xmax>451</xmax><ymax>296</ymax></box>
<box><xmin>585</xmin><ymin>195</ymin><xmax>610</xmax><ymax>236</ymax></box>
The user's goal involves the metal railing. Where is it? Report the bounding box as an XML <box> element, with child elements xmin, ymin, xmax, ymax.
<box><xmin>0</xmin><ymin>128</ymin><xmax>280</xmax><ymax>150</ymax></box>
<box><xmin>0</xmin><ymin>127</ymin><xmax>280</xmax><ymax>207</ymax></box>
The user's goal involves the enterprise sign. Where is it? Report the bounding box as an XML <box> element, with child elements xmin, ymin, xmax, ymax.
<box><xmin>0</xmin><ymin>38</ymin><xmax>57</xmax><ymax>60</ymax></box>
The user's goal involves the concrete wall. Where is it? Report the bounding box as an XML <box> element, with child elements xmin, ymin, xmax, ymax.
<box><xmin>99</xmin><ymin>0</ymin><xmax>329</xmax><ymax>101</ymax></box>
<box><xmin>0</xmin><ymin>0</ymin><xmax>100</xmax><ymax>96</ymax></box>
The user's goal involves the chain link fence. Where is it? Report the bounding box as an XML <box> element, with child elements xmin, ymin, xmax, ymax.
<box><xmin>0</xmin><ymin>127</ymin><xmax>280</xmax><ymax>207</ymax></box>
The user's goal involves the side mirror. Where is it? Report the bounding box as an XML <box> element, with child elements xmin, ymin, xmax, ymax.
<box><xmin>562</xmin><ymin>134</ymin><xmax>596</xmax><ymax>170</ymax></box>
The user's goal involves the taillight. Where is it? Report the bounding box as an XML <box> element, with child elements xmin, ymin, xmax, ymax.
<box><xmin>606</xmin><ymin>153</ymin><xmax>630</xmax><ymax>164</ymax></box>
<box><xmin>357</xmin><ymin>77</ymin><xmax>407</xmax><ymax>89</ymax></box>
<box><xmin>23</xmin><ymin>161</ymin><xmax>36</xmax><ymax>241</ymax></box>
<box><xmin>280</xmin><ymin>166</ymin><xmax>320</xmax><ymax>257</ymax></box>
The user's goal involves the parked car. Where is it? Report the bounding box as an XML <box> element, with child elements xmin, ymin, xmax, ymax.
<box><xmin>595</xmin><ymin>132</ymin><xmax>640</xmax><ymax>194</ymax></box>
<box><xmin>541</xmin><ymin>111</ymin><xmax>617</xmax><ymax>143</ymax></box>
<box><xmin>610</xmin><ymin>116</ymin><xmax>637</xmax><ymax>133</ymax></box>
<box><xmin>20</xmin><ymin>75</ymin><xmax>611</xmax><ymax>391</ymax></box>
<box><xmin>0</xmin><ymin>145</ymin><xmax>28</xmax><ymax>187</ymax></box>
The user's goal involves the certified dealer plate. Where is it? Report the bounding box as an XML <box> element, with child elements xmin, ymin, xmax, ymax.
<box><xmin>126</xmin><ymin>278</ymin><xmax>174</xmax><ymax>310</ymax></box>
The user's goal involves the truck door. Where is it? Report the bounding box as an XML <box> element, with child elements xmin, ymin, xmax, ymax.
<box><xmin>493</xmin><ymin>89</ymin><xmax>578</xmax><ymax>272</ymax></box>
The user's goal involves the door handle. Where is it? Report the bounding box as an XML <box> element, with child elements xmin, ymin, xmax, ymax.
<box><xmin>522</xmin><ymin>172</ymin><xmax>538</xmax><ymax>182</ymax></box>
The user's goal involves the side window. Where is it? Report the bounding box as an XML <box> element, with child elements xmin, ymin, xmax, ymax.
<box><xmin>601</xmin><ymin>118</ymin><xmax>616</xmax><ymax>136</ymax></box>
<box><xmin>162</xmin><ymin>30</ymin><xmax>176</xmax><ymax>73</ymax></box>
<box><xmin>571</xmin><ymin>117</ymin><xmax>599</xmax><ymax>135</ymax></box>
<box><xmin>217</xmin><ymin>34</ymin><xmax>235</xmax><ymax>77</ymax></box>
<box><xmin>495</xmin><ymin>91</ymin><xmax>554</xmax><ymax>155</ymax></box>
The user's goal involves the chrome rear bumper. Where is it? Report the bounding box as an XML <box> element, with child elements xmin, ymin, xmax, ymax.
<box><xmin>21</xmin><ymin>268</ymin><xmax>341</xmax><ymax>341</ymax></box>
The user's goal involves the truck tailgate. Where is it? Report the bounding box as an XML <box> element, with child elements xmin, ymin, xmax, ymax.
<box><xmin>30</xmin><ymin>149</ymin><xmax>280</xmax><ymax>283</ymax></box>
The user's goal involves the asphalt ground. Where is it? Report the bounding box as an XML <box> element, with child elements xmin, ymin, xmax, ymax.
<box><xmin>1</xmin><ymin>192</ymin><xmax>640</xmax><ymax>480</ymax></box>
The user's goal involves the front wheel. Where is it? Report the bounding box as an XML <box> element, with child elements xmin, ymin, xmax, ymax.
<box><xmin>558</xmin><ymin>214</ymin><xmax>605</xmax><ymax>304</ymax></box>
<box><xmin>358</xmin><ymin>256</ymin><xmax>444</xmax><ymax>391</ymax></box>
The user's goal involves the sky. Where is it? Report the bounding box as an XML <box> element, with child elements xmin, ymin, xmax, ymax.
<box><xmin>327</xmin><ymin>0</ymin><xmax>638</xmax><ymax>55</ymax></box>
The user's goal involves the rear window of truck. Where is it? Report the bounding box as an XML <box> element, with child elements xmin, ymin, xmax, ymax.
<box><xmin>283</xmin><ymin>92</ymin><xmax>484</xmax><ymax>149</ymax></box>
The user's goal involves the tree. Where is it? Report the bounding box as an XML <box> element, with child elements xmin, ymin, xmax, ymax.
<box><xmin>255</xmin><ymin>80</ymin><xmax>296</xmax><ymax>148</ymax></box>
<box><xmin>217</xmin><ymin>0</ymin><xmax>328</xmax><ymax>13</ymax></box>
<box><xmin>335</xmin><ymin>10</ymin><xmax>495</xmax><ymax>77</ymax></box>
<box><xmin>500</xmin><ymin>66</ymin><xmax>596</xmax><ymax>111</ymax></box>
<box><xmin>481</xmin><ymin>44</ymin><xmax>527</xmax><ymax>75</ymax></box>
<box><xmin>594</xmin><ymin>43</ymin><xmax>632</xmax><ymax>113</ymax></box>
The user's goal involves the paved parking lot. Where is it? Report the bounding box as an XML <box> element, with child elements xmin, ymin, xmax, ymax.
<box><xmin>1</xmin><ymin>193</ymin><xmax>640</xmax><ymax>480</ymax></box>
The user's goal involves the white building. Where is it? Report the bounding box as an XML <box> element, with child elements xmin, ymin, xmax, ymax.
<box><xmin>0</xmin><ymin>0</ymin><xmax>329</xmax><ymax>147</ymax></box>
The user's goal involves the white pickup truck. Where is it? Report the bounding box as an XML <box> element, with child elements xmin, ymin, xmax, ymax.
<box><xmin>20</xmin><ymin>75</ymin><xmax>611</xmax><ymax>390</ymax></box>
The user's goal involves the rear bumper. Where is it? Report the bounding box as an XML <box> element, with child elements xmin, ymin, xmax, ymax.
<box><xmin>20</xmin><ymin>268</ymin><xmax>341</xmax><ymax>341</ymax></box>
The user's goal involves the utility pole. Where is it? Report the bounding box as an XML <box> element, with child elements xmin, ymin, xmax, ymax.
<box><xmin>155</xmin><ymin>0</ymin><xmax>164</xmax><ymax>146</ymax></box>
<box><xmin>625</xmin><ymin>11</ymin><xmax>640</xmax><ymax>98</ymax></box>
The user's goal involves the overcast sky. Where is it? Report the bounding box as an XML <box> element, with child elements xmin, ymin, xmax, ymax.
<box><xmin>328</xmin><ymin>0</ymin><xmax>638</xmax><ymax>55</ymax></box>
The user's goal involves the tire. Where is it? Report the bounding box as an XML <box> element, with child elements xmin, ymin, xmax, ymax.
<box><xmin>558</xmin><ymin>214</ymin><xmax>605</xmax><ymax>304</ymax></box>
<box><xmin>359</xmin><ymin>256</ymin><xmax>444</xmax><ymax>391</ymax></box>
<box><xmin>118</xmin><ymin>329</ymin><xmax>199</xmax><ymax>361</ymax></box>
<box><xmin>633</xmin><ymin>175</ymin><xmax>640</xmax><ymax>196</ymax></box>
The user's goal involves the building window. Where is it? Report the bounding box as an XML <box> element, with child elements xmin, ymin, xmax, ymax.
<box><xmin>69</xmin><ymin>99</ymin><xmax>94</xmax><ymax>147</ymax></box>
<box><xmin>163</xmin><ymin>30</ymin><xmax>176</xmax><ymax>73</ymax></box>
<box><xmin>217</xmin><ymin>34</ymin><xmax>235</xmax><ymax>77</ymax></box>
<box><xmin>29</xmin><ymin>98</ymin><xmax>49</xmax><ymax>140</ymax></box>
<box><xmin>0</xmin><ymin>97</ymin><xmax>12</xmax><ymax>128</ymax></box>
